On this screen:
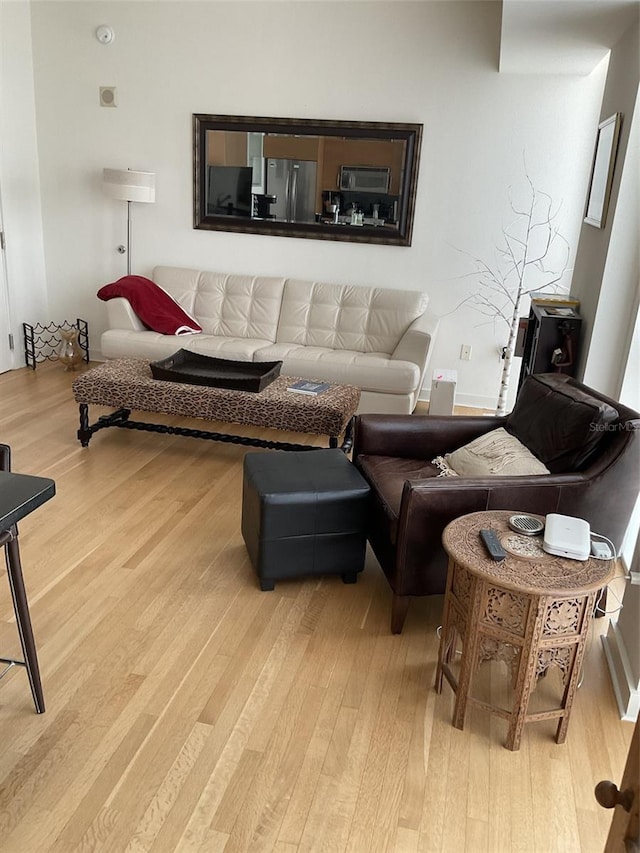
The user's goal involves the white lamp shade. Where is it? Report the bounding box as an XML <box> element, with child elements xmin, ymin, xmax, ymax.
<box><xmin>103</xmin><ymin>168</ymin><xmax>156</xmax><ymax>203</ymax></box>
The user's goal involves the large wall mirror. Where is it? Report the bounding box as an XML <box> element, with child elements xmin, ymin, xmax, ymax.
<box><xmin>193</xmin><ymin>114</ymin><xmax>422</xmax><ymax>246</ymax></box>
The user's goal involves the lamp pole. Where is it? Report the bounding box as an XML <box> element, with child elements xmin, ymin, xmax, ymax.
<box><xmin>126</xmin><ymin>200</ymin><xmax>132</xmax><ymax>276</ymax></box>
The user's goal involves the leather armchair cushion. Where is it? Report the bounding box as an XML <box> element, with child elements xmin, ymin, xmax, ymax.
<box><xmin>356</xmin><ymin>454</ymin><xmax>441</xmax><ymax>542</ymax></box>
<box><xmin>506</xmin><ymin>374</ymin><xmax>619</xmax><ymax>473</ymax></box>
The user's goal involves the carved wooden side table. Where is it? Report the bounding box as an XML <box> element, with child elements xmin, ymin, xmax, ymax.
<box><xmin>435</xmin><ymin>510</ymin><xmax>615</xmax><ymax>751</ymax></box>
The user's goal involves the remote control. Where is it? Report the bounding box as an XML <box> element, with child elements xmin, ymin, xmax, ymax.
<box><xmin>479</xmin><ymin>529</ymin><xmax>507</xmax><ymax>561</ymax></box>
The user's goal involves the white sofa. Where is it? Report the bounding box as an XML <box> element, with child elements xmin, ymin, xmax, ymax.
<box><xmin>100</xmin><ymin>265</ymin><xmax>439</xmax><ymax>414</ymax></box>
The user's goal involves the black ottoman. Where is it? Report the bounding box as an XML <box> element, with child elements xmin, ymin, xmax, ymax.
<box><xmin>241</xmin><ymin>449</ymin><xmax>370</xmax><ymax>590</ymax></box>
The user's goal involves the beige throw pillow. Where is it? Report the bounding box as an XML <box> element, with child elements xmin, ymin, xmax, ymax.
<box><xmin>432</xmin><ymin>427</ymin><xmax>550</xmax><ymax>477</ymax></box>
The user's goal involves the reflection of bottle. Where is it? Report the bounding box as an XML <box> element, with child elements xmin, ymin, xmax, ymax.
<box><xmin>350</xmin><ymin>206</ymin><xmax>358</xmax><ymax>226</ymax></box>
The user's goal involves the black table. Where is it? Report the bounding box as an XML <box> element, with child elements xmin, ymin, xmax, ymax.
<box><xmin>0</xmin><ymin>470</ymin><xmax>55</xmax><ymax>713</ymax></box>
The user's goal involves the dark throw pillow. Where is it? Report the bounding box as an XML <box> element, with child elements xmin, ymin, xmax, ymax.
<box><xmin>506</xmin><ymin>374</ymin><xmax>618</xmax><ymax>472</ymax></box>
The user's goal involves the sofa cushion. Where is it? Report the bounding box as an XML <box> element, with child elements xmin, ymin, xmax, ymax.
<box><xmin>276</xmin><ymin>279</ymin><xmax>428</xmax><ymax>354</ymax></box>
<box><xmin>433</xmin><ymin>427</ymin><xmax>549</xmax><ymax>477</ymax></box>
<box><xmin>101</xmin><ymin>330</ymin><xmax>274</xmax><ymax>362</ymax></box>
<box><xmin>152</xmin><ymin>266</ymin><xmax>201</xmax><ymax>315</ymax></box>
<box><xmin>506</xmin><ymin>374</ymin><xmax>619</xmax><ymax>472</ymax></box>
<box><xmin>153</xmin><ymin>267</ymin><xmax>285</xmax><ymax>343</ymax></box>
<box><xmin>254</xmin><ymin>343</ymin><xmax>421</xmax><ymax>394</ymax></box>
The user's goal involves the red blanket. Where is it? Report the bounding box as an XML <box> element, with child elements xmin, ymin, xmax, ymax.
<box><xmin>97</xmin><ymin>275</ymin><xmax>202</xmax><ymax>336</ymax></box>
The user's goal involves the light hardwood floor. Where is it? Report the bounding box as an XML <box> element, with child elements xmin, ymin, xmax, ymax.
<box><xmin>0</xmin><ymin>363</ymin><xmax>633</xmax><ymax>853</ymax></box>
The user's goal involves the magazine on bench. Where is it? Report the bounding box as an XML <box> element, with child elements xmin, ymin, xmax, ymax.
<box><xmin>287</xmin><ymin>379</ymin><xmax>331</xmax><ymax>395</ymax></box>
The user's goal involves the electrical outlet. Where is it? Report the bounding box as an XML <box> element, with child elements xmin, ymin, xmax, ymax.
<box><xmin>460</xmin><ymin>344</ymin><xmax>472</xmax><ymax>361</ymax></box>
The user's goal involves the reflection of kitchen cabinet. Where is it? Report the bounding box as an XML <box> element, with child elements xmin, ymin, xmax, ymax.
<box><xmin>262</xmin><ymin>135</ymin><xmax>320</xmax><ymax>162</ymax></box>
<box><xmin>207</xmin><ymin>131</ymin><xmax>248</xmax><ymax>166</ymax></box>
<box><xmin>321</xmin><ymin>138</ymin><xmax>405</xmax><ymax>194</ymax></box>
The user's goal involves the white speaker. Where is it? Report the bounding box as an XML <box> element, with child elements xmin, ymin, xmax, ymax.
<box><xmin>543</xmin><ymin>514</ymin><xmax>591</xmax><ymax>561</ymax></box>
<box><xmin>99</xmin><ymin>87</ymin><xmax>117</xmax><ymax>108</ymax></box>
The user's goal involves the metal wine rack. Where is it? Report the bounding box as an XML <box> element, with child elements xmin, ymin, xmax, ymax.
<box><xmin>22</xmin><ymin>319</ymin><xmax>89</xmax><ymax>370</ymax></box>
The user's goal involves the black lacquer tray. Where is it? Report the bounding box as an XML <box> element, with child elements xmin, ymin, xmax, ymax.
<box><xmin>150</xmin><ymin>350</ymin><xmax>282</xmax><ymax>392</ymax></box>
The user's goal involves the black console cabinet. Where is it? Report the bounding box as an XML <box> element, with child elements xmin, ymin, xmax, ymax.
<box><xmin>518</xmin><ymin>300</ymin><xmax>581</xmax><ymax>392</ymax></box>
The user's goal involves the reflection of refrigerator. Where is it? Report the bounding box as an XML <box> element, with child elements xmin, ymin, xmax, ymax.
<box><xmin>266</xmin><ymin>158</ymin><xmax>317</xmax><ymax>223</ymax></box>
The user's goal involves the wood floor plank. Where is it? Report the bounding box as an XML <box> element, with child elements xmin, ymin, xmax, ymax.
<box><xmin>0</xmin><ymin>363</ymin><xmax>634</xmax><ymax>852</ymax></box>
<box><xmin>418</xmin><ymin>699</ymin><xmax>453</xmax><ymax>852</ymax></box>
<box><xmin>342</xmin><ymin>634</ymin><xmax>409</xmax><ymax>852</ymax></box>
<box><xmin>48</xmin><ymin>712</ymin><xmax>158</xmax><ymax>853</ymax></box>
<box><xmin>124</xmin><ymin>720</ymin><xmax>213</xmax><ymax>852</ymax></box>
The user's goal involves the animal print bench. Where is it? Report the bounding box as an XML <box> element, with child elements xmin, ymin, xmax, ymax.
<box><xmin>71</xmin><ymin>359</ymin><xmax>360</xmax><ymax>451</ymax></box>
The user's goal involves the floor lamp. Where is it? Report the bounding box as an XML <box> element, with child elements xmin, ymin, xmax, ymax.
<box><xmin>103</xmin><ymin>168</ymin><xmax>156</xmax><ymax>275</ymax></box>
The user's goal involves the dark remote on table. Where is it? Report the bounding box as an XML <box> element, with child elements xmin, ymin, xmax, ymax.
<box><xmin>479</xmin><ymin>528</ymin><xmax>507</xmax><ymax>561</ymax></box>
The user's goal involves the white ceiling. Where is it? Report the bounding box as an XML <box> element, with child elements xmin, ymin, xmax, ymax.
<box><xmin>500</xmin><ymin>0</ymin><xmax>640</xmax><ymax>74</ymax></box>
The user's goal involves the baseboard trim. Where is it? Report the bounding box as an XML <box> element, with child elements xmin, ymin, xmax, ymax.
<box><xmin>602</xmin><ymin>623</ymin><xmax>640</xmax><ymax>722</ymax></box>
<box><xmin>418</xmin><ymin>389</ymin><xmax>515</xmax><ymax>412</ymax></box>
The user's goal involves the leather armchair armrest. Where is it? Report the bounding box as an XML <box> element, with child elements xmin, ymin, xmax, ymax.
<box><xmin>392</xmin><ymin>473</ymin><xmax>586</xmax><ymax>596</ymax></box>
<box><xmin>353</xmin><ymin>414</ymin><xmax>507</xmax><ymax>460</ymax></box>
<box><xmin>402</xmin><ymin>470</ymin><xmax>586</xmax><ymax>505</ymax></box>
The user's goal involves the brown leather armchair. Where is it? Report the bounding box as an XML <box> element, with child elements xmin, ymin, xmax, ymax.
<box><xmin>353</xmin><ymin>374</ymin><xmax>640</xmax><ymax>633</ymax></box>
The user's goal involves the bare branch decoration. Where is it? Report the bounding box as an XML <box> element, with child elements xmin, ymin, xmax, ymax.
<box><xmin>446</xmin><ymin>173</ymin><xmax>572</xmax><ymax>415</ymax></box>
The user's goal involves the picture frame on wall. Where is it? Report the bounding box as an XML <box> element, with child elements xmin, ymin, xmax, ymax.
<box><xmin>584</xmin><ymin>112</ymin><xmax>622</xmax><ymax>229</ymax></box>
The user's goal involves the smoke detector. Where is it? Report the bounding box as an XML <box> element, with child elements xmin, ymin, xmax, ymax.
<box><xmin>96</xmin><ymin>25</ymin><xmax>114</xmax><ymax>45</ymax></box>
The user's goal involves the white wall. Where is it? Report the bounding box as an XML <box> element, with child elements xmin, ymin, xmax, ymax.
<box><xmin>575</xmin><ymin>18</ymin><xmax>640</xmax><ymax>398</ymax></box>
<box><xmin>24</xmin><ymin>1</ymin><xmax>608</xmax><ymax>407</ymax></box>
<box><xmin>0</xmin><ymin>0</ymin><xmax>48</xmax><ymax>365</ymax></box>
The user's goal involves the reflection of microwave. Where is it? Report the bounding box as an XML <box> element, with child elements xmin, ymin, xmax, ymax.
<box><xmin>339</xmin><ymin>166</ymin><xmax>390</xmax><ymax>193</ymax></box>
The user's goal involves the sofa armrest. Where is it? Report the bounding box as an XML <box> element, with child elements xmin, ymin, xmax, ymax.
<box><xmin>353</xmin><ymin>413</ymin><xmax>507</xmax><ymax>460</ymax></box>
<box><xmin>391</xmin><ymin>311</ymin><xmax>439</xmax><ymax>374</ymax></box>
<box><xmin>105</xmin><ymin>297</ymin><xmax>147</xmax><ymax>332</ymax></box>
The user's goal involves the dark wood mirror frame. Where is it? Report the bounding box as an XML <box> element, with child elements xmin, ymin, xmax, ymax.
<box><xmin>193</xmin><ymin>114</ymin><xmax>422</xmax><ymax>246</ymax></box>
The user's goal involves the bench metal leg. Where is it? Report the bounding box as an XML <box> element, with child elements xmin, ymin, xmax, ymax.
<box><xmin>76</xmin><ymin>404</ymin><xmax>354</xmax><ymax>453</ymax></box>
<box><xmin>78</xmin><ymin>403</ymin><xmax>91</xmax><ymax>446</ymax></box>
<box><xmin>78</xmin><ymin>404</ymin><xmax>131</xmax><ymax>446</ymax></box>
